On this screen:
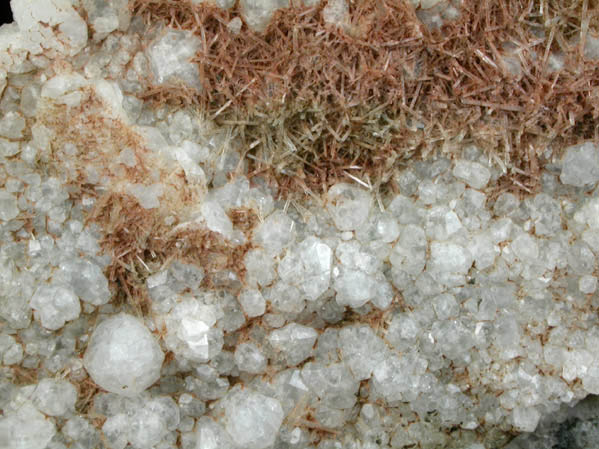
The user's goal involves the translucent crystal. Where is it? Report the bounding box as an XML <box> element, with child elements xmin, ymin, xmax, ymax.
<box><xmin>579</xmin><ymin>275</ymin><xmax>598</xmax><ymax>294</ymax></box>
<box><xmin>128</xmin><ymin>396</ymin><xmax>180</xmax><ymax>448</ymax></box>
<box><xmin>278</xmin><ymin>236</ymin><xmax>332</xmax><ymax>301</ymax></box>
<box><xmin>29</xmin><ymin>282</ymin><xmax>81</xmax><ymax>330</ymax></box>
<box><xmin>239</xmin><ymin>0</ymin><xmax>289</xmax><ymax>32</ymax></box>
<box><xmin>512</xmin><ymin>406</ymin><xmax>540</xmax><ymax>432</ymax></box>
<box><xmin>32</xmin><ymin>378</ymin><xmax>77</xmax><ymax>417</ymax></box>
<box><xmin>163</xmin><ymin>299</ymin><xmax>222</xmax><ymax>362</ymax></box>
<box><xmin>224</xmin><ymin>390</ymin><xmax>284</xmax><ymax>449</ymax></box>
<box><xmin>0</xmin><ymin>190</ymin><xmax>19</xmax><ymax>221</ymax></box>
<box><xmin>238</xmin><ymin>288</ymin><xmax>266</xmax><ymax>318</ymax></box>
<box><xmin>83</xmin><ymin>313</ymin><xmax>164</xmax><ymax>396</ymax></box>
<box><xmin>57</xmin><ymin>258</ymin><xmax>111</xmax><ymax>306</ymax></box>
<box><xmin>301</xmin><ymin>362</ymin><xmax>358</xmax><ymax>409</ymax></box>
<box><xmin>452</xmin><ymin>160</ymin><xmax>491</xmax><ymax>189</ymax></box>
<box><xmin>11</xmin><ymin>0</ymin><xmax>88</xmax><ymax>56</ymax></box>
<box><xmin>327</xmin><ymin>183</ymin><xmax>373</xmax><ymax>231</ymax></box>
<box><xmin>0</xmin><ymin>402</ymin><xmax>55</xmax><ymax>449</ymax></box>
<box><xmin>0</xmin><ymin>335</ymin><xmax>23</xmax><ymax>365</ymax></box>
<box><xmin>0</xmin><ymin>111</ymin><xmax>25</xmax><ymax>138</ymax></box>
<box><xmin>234</xmin><ymin>342</ymin><xmax>267</xmax><ymax>374</ymax></box>
<box><xmin>82</xmin><ymin>0</ymin><xmax>131</xmax><ymax>37</ymax></box>
<box><xmin>560</xmin><ymin>142</ymin><xmax>599</xmax><ymax>187</ymax></box>
<box><xmin>254</xmin><ymin>210</ymin><xmax>296</xmax><ymax>255</ymax></box>
<box><xmin>322</xmin><ymin>0</ymin><xmax>349</xmax><ymax>26</ymax></box>
<box><xmin>147</xmin><ymin>29</ymin><xmax>202</xmax><ymax>90</ymax></box>
<box><xmin>127</xmin><ymin>183</ymin><xmax>163</xmax><ymax>209</ymax></box>
<box><xmin>389</xmin><ymin>225</ymin><xmax>427</xmax><ymax>276</ymax></box>
<box><xmin>338</xmin><ymin>325</ymin><xmax>387</xmax><ymax>380</ymax></box>
<box><xmin>268</xmin><ymin>323</ymin><xmax>318</xmax><ymax>366</ymax></box>
<box><xmin>195</xmin><ymin>416</ymin><xmax>235</xmax><ymax>449</ymax></box>
<box><xmin>429</xmin><ymin>241</ymin><xmax>473</xmax><ymax>274</ymax></box>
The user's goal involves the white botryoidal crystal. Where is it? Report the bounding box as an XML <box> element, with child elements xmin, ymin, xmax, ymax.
<box><xmin>224</xmin><ymin>390</ymin><xmax>284</xmax><ymax>449</ymax></box>
<box><xmin>29</xmin><ymin>282</ymin><xmax>81</xmax><ymax>330</ymax></box>
<box><xmin>268</xmin><ymin>323</ymin><xmax>318</xmax><ymax>366</ymax></box>
<box><xmin>147</xmin><ymin>29</ymin><xmax>202</xmax><ymax>91</ymax></box>
<box><xmin>559</xmin><ymin>142</ymin><xmax>599</xmax><ymax>187</ymax></box>
<box><xmin>32</xmin><ymin>378</ymin><xmax>78</xmax><ymax>417</ymax></box>
<box><xmin>0</xmin><ymin>402</ymin><xmax>56</xmax><ymax>449</ymax></box>
<box><xmin>83</xmin><ymin>313</ymin><xmax>164</xmax><ymax>396</ymax></box>
<box><xmin>327</xmin><ymin>183</ymin><xmax>373</xmax><ymax>231</ymax></box>
<box><xmin>163</xmin><ymin>299</ymin><xmax>223</xmax><ymax>362</ymax></box>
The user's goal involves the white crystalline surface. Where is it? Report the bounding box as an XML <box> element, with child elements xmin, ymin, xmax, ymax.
<box><xmin>147</xmin><ymin>29</ymin><xmax>202</xmax><ymax>90</ymax></box>
<box><xmin>559</xmin><ymin>142</ymin><xmax>599</xmax><ymax>187</ymax></box>
<box><xmin>4</xmin><ymin>0</ymin><xmax>599</xmax><ymax>447</ymax></box>
<box><xmin>224</xmin><ymin>390</ymin><xmax>284</xmax><ymax>449</ymax></box>
<box><xmin>29</xmin><ymin>282</ymin><xmax>81</xmax><ymax>330</ymax></box>
<box><xmin>0</xmin><ymin>402</ymin><xmax>56</xmax><ymax>449</ymax></box>
<box><xmin>162</xmin><ymin>298</ymin><xmax>223</xmax><ymax>363</ymax></box>
<box><xmin>83</xmin><ymin>313</ymin><xmax>164</xmax><ymax>396</ymax></box>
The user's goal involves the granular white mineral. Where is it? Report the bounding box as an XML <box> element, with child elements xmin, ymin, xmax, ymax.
<box><xmin>83</xmin><ymin>313</ymin><xmax>164</xmax><ymax>396</ymax></box>
<box><xmin>4</xmin><ymin>0</ymin><xmax>599</xmax><ymax>448</ymax></box>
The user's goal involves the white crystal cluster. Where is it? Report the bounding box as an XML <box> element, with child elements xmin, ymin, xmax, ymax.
<box><xmin>2</xmin><ymin>1</ymin><xmax>599</xmax><ymax>449</ymax></box>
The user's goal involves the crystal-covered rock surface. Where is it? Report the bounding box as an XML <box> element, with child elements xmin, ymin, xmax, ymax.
<box><xmin>2</xmin><ymin>0</ymin><xmax>599</xmax><ymax>448</ymax></box>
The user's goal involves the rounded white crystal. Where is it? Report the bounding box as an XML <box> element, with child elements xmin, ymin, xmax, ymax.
<box><xmin>327</xmin><ymin>183</ymin><xmax>372</xmax><ymax>231</ymax></box>
<box><xmin>224</xmin><ymin>390</ymin><xmax>284</xmax><ymax>449</ymax></box>
<box><xmin>30</xmin><ymin>283</ymin><xmax>81</xmax><ymax>330</ymax></box>
<box><xmin>83</xmin><ymin>313</ymin><xmax>164</xmax><ymax>396</ymax></box>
